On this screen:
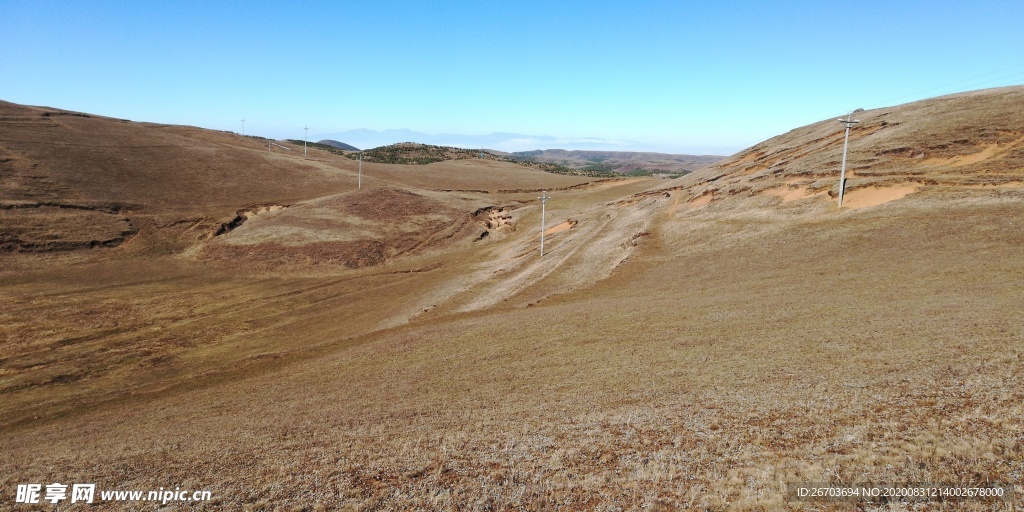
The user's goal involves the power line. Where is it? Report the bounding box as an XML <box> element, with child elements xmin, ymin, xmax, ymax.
<box><xmin>858</xmin><ymin>62</ymin><xmax>1024</xmax><ymax>112</ymax></box>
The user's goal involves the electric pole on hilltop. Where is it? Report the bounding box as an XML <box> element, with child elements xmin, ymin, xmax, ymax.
<box><xmin>241</xmin><ymin>119</ymin><xmax>245</xmax><ymax>136</ymax></box>
<box><xmin>303</xmin><ymin>125</ymin><xmax>309</xmax><ymax>156</ymax></box>
<box><xmin>538</xmin><ymin>190</ymin><xmax>550</xmax><ymax>257</ymax></box>
<box><xmin>837</xmin><ymin>109</ymin><xmax>862</xmax><ymax>208</ymax></box>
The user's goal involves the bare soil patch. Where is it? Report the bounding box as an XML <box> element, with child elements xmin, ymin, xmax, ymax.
<box><xmin>543</xmin><ymin>219</ymin><xmax>577</xmax><ymax>235</ymax></box>
<box><xmin>841</xmin><ymin>185</ymin><xmax>919</xmax><ymax>209</ymax></box>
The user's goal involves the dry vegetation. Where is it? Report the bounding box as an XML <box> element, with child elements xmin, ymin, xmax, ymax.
<box><xmin>354</xmin><ymin>143</ymin><xmax>630</xmax><ymax>178</ymax></box>
<box><xmin>504</xmin><ymin>149</ymin><xmax>722</xmax><ymax>175</ymax></box>
<box><xmin>354</xmin><ymin>142</ymin><xmax>488</xmax><ymax>165</ymax></box>
<box><xmin>1</xmin><ymin>88</ymin><xmax>1023</xmax><ymax>510</ymax></box>
<box><xmin>635</xmin><ymin>85</ymin><xmax>1024</xmax><ymax>212</ymax></box>
<box><xmin>200</xmin><ymin>187</ymin><xmax>479</xmax><ymax>270</ymax></box>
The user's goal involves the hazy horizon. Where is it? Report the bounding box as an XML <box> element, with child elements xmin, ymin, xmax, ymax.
<box><xmin>310</xmin><ymin>128</ymin><xmax>732</xmax><ymax>155</ymax></box>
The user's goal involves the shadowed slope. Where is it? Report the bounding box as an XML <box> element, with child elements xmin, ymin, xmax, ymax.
<box><xmin>0</xmin><ymin>101</ymin><xmax>359</xmax><ymax>254</ymax></box>
<box><xmin>0</xmin><ymin>101</ymin><xmax>353</xmax><ymax>211</ymax></box>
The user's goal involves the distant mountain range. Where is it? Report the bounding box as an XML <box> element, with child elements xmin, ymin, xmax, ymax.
<box><xmin>311</xmin><ymin>129</ymin><xmax>716</xmax><ymax>155</ymax></box>
<box><xmin>311</xmin><ymin>130</ymin><xmax>724</xmax><ymax>174</ymax></box>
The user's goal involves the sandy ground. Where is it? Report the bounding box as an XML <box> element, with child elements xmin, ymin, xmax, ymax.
<box><xmin>689</xmin><ymin>192</ymin><xmax>713</xmax><ymax>207</ymax></box>
<box><xmin>762</xmin><ymin>185</ymin><xmax>822</xmax><ymax>203</ymax></box>
<box><xmin>841</xmin><ymin>185</ymin><xmax>919</xmax><ymax>209</ymax></box>
<box><xmin>923</xmin><ymin>135</ymin><xmax>1024</xmax><ymax>167</ymax></box>
<box><xmin>543</xmin><ymin>220</ymin><xmax>576</xmax><ymax>235</ymax></box>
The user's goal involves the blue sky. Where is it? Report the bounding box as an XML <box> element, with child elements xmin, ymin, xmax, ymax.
<box><xmin>3</xmin><ymin>1</ymin><xmax>1023</xmax><ymax>155</ymax></box>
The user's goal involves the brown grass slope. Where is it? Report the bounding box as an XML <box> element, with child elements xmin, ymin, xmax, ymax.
<box><xmin>0</xmin><ymin>100</ymin><xmax>357</xmax><ymax>254</ymax></box>
<box><xmin>0</xmin><ymin>101</ymin><xmax>351</xmax><ymax>210</ymax></box>
<box><xmin>0</xmin><ymin>100</ymin><xmax>594</xmax><ymax>256</ymax></box>
<box><xmin>0</xmin><ymin>99</ymin><xmax>617</xmax><ymax>433</ymax></box>
<box><xmin>635</xmin><ymin>85</ymin><xmax>1024</xmax><ymax>210</ymax></box>
<box><xmin>1</xmin><ymin>89</ymin><xmax>1023</xmax><ymax>510</ymax></box>
<box><xmin>199</xmin><ymin>187</ymin><xmax>481</xmax><ymax>270</ymax></box>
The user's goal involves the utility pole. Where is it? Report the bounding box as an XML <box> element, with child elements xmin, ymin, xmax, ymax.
<box><xmin>241</xmin><ymin>119</ymin><xmax>245</xmax><ymax>136</ymax></box>
<box><xmin>837</xmin><ymin>109</ymin><xmax>862</xmax><ymax>208</ymax></box>
<box><xmin>303</xmin><ymin>125</ymin><xmax>309</xmax><ymax>156</ymax></box>
<box><xmin>358</xmin><ymin>151</ymin><xmax>362</xmax><ymax>189</ymax></box>
<box><xmin>538</xmin><ymin>190</ymin><xmax>550</xmax><ymax>256</ymax></box>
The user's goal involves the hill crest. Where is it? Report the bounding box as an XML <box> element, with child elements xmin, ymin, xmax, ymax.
<box><xmin>629</xmin><ymin>85</ymin><xmax>1024</xmax><ymax>210</ymax></box>
<box><xmin>317</xmin><ymin>139</ymin><xmax>360</xmax><ymax>151</ymax></box>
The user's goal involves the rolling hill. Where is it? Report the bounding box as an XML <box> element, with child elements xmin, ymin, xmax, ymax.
<box><xmin>1</xmin><ymin>87</ymin><xmax>1022</xmax><ymax>510</ymax></box>
<box><xmin>317</xmin><ymin>139</ymin><xmax>360</xmax><ymax>151</ymax></box>
<box><xmin>350</xmin><ymin>142</ymin><xmax>722</xmax><ymax>177</ymax></box>
<box><xmin>0</xmin><ymin>102</ymin><xmax>598</xmax><ymax>256</ymax></box>
<box><xmin>633</xmin><ymin>85</ymin><xmax>1024</xmax><ymax>210</ymax></box>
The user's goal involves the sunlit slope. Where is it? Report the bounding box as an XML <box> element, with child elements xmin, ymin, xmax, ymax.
<box><xmin>0</xmin><ymin>176</ymin><xmax>661</xmax><ymax>429</ymax></box>
<box><xmin>362</xmin><ymin>158</ymin><xmax>597</xmax><ymax>191</ymax></box>
<box><xmin>638</xmin><ymin>85</ymin><xmax>1024</xmax><ymax>210</ymax></box>
<box><xmin>198</xmin><ymin>187</ymin><xmax>480</xmax><ymax>270</ymax></box>
<box><xmin>4</xmin><ymin>154</ymin><xmax>1021</xmax><ymax>510</ymax></box>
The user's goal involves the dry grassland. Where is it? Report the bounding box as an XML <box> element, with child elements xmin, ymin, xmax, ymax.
<box><xmin>356</xmin><ymin>159</ymin><xmax>595</xmax><ymax>192</ymax></box>
<box><xmin>2</xmin><ymin>89</ymin><xmax>1023</xmax><ymax>510</ymax></box>
<box><xmin>3</xmin><ymin>192</ymin><xmax>1022</xmax><ymax>511</ymax></box>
